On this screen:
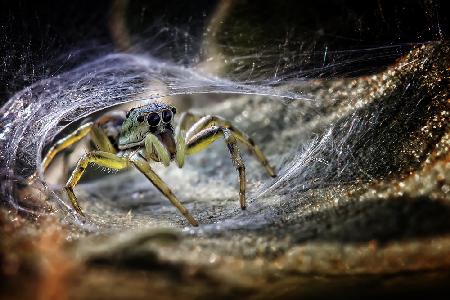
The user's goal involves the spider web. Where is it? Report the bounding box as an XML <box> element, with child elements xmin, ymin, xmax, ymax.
<box><xmin>0</xmin><ymin>2</ymin><xmax>447</xmax><ymax>231</ymax></box>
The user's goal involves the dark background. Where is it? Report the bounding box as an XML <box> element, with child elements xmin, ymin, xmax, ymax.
<box><xmin>0</xmin><ymin>0</ymin><xmax>448</xmax><ymax>104</ymax></box>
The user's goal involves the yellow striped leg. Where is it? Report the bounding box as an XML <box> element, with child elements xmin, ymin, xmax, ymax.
<box><xmin>39</xmin><ymin>111</ymin><xmax>122</xmax><ymax>176</ymax></box>
<box><xmin>178</xmin><ymin>111</ymin><xmax>201</xmax><ymax>132</ymax></box>
<box><xmin>186</xmin><ymin>126</ymin><xmax>247</xmax><ymax>209</ymax></box>
<box><xmin>130</xmin><ymin>153</ymin><xmax>199</xmax><ymax>226</ymax></box>
<box><xmin>90</xmin><ymin>124</ymin><xmax>117</xmax><ymax>154</ymax></box>
<box><xmin>186</xmin><ymin>115</ymin><xmax>277</xmax><ymax>177</ymax></box>
<box><xmin>65</xmin><ymin>151</ymin><xmax>129</xmax><ymax>216</ymax></box>
<box><xmin>41</xmin><ymin>122</ymin><xmax>94</xmax><ymax>172</ymax></box>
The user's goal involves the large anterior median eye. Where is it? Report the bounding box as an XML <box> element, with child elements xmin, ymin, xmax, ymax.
<box><xmin>161</xmin><ymin>109</ymin><xmax>173</xmax><ymax>123</ymax></box>
<box><xmin>147</xmin><ymin>112</ymin><xmax>160</xmax><ymax>126</ymax></box>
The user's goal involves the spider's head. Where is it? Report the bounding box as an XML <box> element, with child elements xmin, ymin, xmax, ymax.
<box><xmin>118</xmin><ymin>102</ymin><xmax>177</xmax><ymax>154</ymax></box>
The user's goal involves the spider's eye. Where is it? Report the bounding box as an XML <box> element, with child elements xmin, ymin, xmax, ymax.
<box><xmin>171</xmin><ymin>107</ymin><xmax>176</xmax><ymax>115</ymax></box>
<box><xmin>137</xmin><ymin>115</ymin><xmax>145</xmax><ymax>122</ymax></box>
<box><xmin>147</xmin><ymin>112</ymin><xmax>160</xmax><ymax>126</ymax></box>
<box><xmin>162</xmin><ymin>109</ymin><xmax>173</xmax><ymax>123</ymax></box>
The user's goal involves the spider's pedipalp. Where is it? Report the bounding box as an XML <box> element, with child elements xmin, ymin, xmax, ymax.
<box><xmin>144</xmin><ymin>133</ymin><xmax>171</xmax><ymax>166</ymax></box>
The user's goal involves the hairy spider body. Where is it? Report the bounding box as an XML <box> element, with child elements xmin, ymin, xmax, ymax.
<box><xmin>38</xmin><ymin>102</ymin><xmax>277</xmax><ymax>226</ymax></box>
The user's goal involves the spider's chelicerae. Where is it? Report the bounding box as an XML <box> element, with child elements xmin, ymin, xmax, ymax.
<box><xmin>39</xmin><ymin>102</ymin><xmax>277</xmax><ymax>226</ymax></box>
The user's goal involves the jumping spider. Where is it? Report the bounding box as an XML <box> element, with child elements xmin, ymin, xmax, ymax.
<box><xmin>38</xmin><ymin>102</ymin><xmax>277</xmax><ymax>226</ymax></box>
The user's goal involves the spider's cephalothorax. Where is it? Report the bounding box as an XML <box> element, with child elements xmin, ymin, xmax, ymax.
<box><xmin>119</xmin><ymin>103</ymin><xmax>176</xmax><ymax>149</ymax></box>
<box><xmin>37</xmin><ymin>102</ymin><xmax>277</xmax><ymax>226</ymax></box>
<box><xmin>119</xmin><ymin>103</ymin><xmax>178</xmax><ymax>162</ymax></box>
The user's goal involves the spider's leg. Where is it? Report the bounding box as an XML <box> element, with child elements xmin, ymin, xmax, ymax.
<box><xmin>178</xmin><ymin>111</ymin><xmax>202</xmax><ymax>131</ymax></box>
<box><xmin>41</xmin><ymin>122</ymin><xmax>94</xmax><ymax>172</ymax></box>
<box><xmin>186</xmin><ymin>115</ymin><xmax>277</xmax><ymax>177</ymax></box>
<box><xmin>90</xmin><ymin>110</ymin><xmax>127</xmax><ymax>154</ymax></box>
<box><xmin>186</xmin><ymin>126</ymin><xmax>247</xmax><ymax>209</ymax></box>
<box><xmin>226</xmin><ymin>123</ymin><xmax>277</xmax><ymax>177</ymax></box>
<box><xmin>129</xmin><ymin>153</ymin><xmax>199</xmax><ymax>226</ymax></box>
<box><xmin>174</xmin><ymin>112</ymin><xmax>202</xmax><ymax>168</ymax></box>
<box><xmin>65</xmin><ymin>151</ymin><xmax>128</xmax><ymax>216</ymax></box>
<box><xmin>143</xmin><ymin>133</ymin><xmax>171</xmax><ymax>166</ymax></box>
<box><xmin>90</xmin><ymin>124</ymin><xmax>117</xmax><ymax>154</ymax></box>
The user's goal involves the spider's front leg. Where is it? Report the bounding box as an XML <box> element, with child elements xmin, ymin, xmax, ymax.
<box><xmin>65</xmin><ymin>151</ymin><xmax>129</xmax><ymax>215</ymax></box>
<box><xmin>129</xmin><ymin>153</ymin><xmax>199</xmax><ymax>226</ymax></box>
